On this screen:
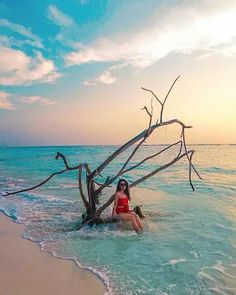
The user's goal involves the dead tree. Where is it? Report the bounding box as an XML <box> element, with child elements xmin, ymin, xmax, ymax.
<box><xmin>3</xmin><ymin>76</ymin><xmax>202</xmax><ymax>229</ymax></box>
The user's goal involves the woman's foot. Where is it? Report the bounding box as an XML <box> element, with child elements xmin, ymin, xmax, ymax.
<box><xmin>133</xmin><ymin>205</ymin><xmax>146</xmax><ymax>219</ymax></box>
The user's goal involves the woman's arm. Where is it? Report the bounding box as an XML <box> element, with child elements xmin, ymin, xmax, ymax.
<box><xmin>112</xmin><ymin>193</ymin><xmax>119</xmax><ymax>217</ymax></box>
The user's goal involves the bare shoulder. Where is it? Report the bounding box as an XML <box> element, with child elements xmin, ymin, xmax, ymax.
<box><xmin>115</xmin><ymin>191</ymin><xmax>121</xmax><ymax>198</ymax></box>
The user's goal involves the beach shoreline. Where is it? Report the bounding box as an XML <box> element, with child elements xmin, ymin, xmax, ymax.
<box><xmin>0</xmin><ymin>212</ymin><xmax>106</xmax><ymax>295</ymax></box>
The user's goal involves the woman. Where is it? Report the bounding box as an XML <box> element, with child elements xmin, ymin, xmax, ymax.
<box><xmin>112</xmin><ymin>179</ymin><xmax>143</xmax><ymax>233</ymax></box>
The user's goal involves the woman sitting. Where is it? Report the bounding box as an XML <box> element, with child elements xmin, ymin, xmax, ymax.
<box><xmin>112</xmin><ymin>179</ymin><xmax>144</xmax><ymax>233</ymax></box>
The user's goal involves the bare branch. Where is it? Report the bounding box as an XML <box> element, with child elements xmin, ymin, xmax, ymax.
<box><xmin>150</xmin><ymin>98</ymin><xmax>154</xmax><ymax>118</ymax></box>
<box><xmin>4</xmin><ymin>168</ymin><xmax>69</xmax><ymax>196</ymax></box>
<box><xmin>98</xmin><ymin>149</ymin><xmax>195</xmax><ymax>216</ymax></box>
<box><xmin>141</xmin><ymin>105</ymin><xmax>153</xmax><ymax>136</ymax></box>
<box><xmin>2</xmin><ymin>78</ymin><xmax>202</xmax><ymax>227</ymax></box>
<box><xmin>161</xmin><ymin>119</ymin><xmax>192</xmax><ymax>129</ymax></box>
<box><xmin>95</xmin><ymin>176</ymin><xmax>111</xmax><ymax>194</ymax></box>
<box><xmin>107</xmin><ymin>100</ymin><xmax>153</xmax><ymax>182</ymax></box>
<box><xmin>160</xmin><ymin>75</ymin><xmax>180</xmax><ymax>123</ymax></box>
<box><xmin>90</xmin><ymin>119</ymin><xmax>191</xmax><ymax>179</ymax></box>
<box><xmin>84</xmin><ymin>162</ymin><xmax>98</xmax><ymax>212</ymax></box>
<box><xmin>94</xmin><ymin>180</ymin><xmax>112</xmax><ymax>187</ymax></box>
<box><xmin>97</xmin><ymin>193</ymin><xmax>116</xmax><ymax>216</ymax></box>
<box><xmin>141</xmin><ymin>106</ymin><xmax>152</xmax><ymax>117</ymax></box>
<box><xmin>129</xmin><ymin>149</ymin><xmax>194</xmax><ymax>189</ymax></box>
<box><xmin>141</xmin><ymin>87</ymin><xmax>162</xmax><ymax>106</ymax></box>
<box><xmin>177</xmin><ymin>141</ymin><xmax>183</xmax><ymax>158</ymax></box>
<box><xmin>78</xmin><ymin>165</ymin><xmax>89</xmax><ymax>207</ymax></box>
<box><xmin>188</xmin><ymin>151</ymin><xmax>195</xmax><ymax>191</ymax></box>
<box><xmin>95</xmin><ymin>105</ymin><xmax>155</xmax><ymax>194</ymax></box>
<box><xmin>94</xmin><ymin>138</ymin><xmax>147</xmax><ymax>197</ymax></box>
<box><xmin>163</xmin><ymin>75</ymin><xmax>180</xmax><ymax>106</ymax></box>
<box><xmin>94</xmin><ymin>101</ymin><xmax>155</xmax><ymax>191</ymax></box>
<box><xmin>55</xmin><ymin>152</ymin><xmax>70</xmax><ymax>169</ymax></box>
<box><xmin>84</xmin><ymin>162</ymin><xmax>92</xmax><ymax>175</ymax></box>
<box><xmin>76</xmin><ymin>217</ymin><xmax>96</xmax><ymax>231</ymax></box>
<box><xmin>182</xmin><ymin>128</ymin><xmax>202</xmax><ymax>180</ymax></box>
<box><xmin>84</xmin><ymin>163</ymin><xmax>92</xmax><ymax>206</ymax></box>
<box><xmin>122</xmin><ymin>140</ymin><xmax>182</xmax><ymax>174</ymax></box>
<box><xmin>4</xmin><ymin>153</ymin><xmax>82</xmax><ymax>196</ymax></box>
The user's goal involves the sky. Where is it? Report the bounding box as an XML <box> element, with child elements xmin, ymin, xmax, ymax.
<box><xmin>0</xmin><ymin>0</ymin><xmax>236</xmax><ymax>145</ymax></box>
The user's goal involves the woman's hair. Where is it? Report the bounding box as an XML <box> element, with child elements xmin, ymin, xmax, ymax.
<box><xmin>116</xmin><ymin>179</ymin><xmax>130</xmax><ymax>200</ymax></box>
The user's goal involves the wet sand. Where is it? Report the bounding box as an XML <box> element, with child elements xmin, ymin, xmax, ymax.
<box><xmin>0</xmin><ymin>213</ymin><xmax>106</xmax><ymax>295</ymax></box>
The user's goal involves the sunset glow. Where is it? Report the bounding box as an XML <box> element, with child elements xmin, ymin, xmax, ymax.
<box><xmin>0</xmin><ymin>0</ymin><xmax>236</xmax><ymax>145</ymax></box>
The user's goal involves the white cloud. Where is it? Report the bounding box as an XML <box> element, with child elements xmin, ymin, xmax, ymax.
<box><xmin>0</xmin><ymin>92</ymin><xmax>56</xmax><ymax>110</ymax></box>
<box><xmin>65</xmin><ymin>2</ymin><xmax>236</xmax><ymax>68</ymax></box>
<box><xmin>0</xmin><ymin>47</ymin><xmax>61</xmax><ymax>86</ymax></box>
<box><xmin>83</xmin><ymin>80</ymin><xmax>97</xmax><ymax>86</ymax></box>
<box><xmin>0</xmin><ymin>19</ymin><xmax>43</xmax><ymax>48</ymax></box>
<box><xmin>20</xmin><ymin>95</ymin><xmax>56</xmax><ymax>105</ymax></box>
<box><xmin>0</xmin><ymin>35</ymin><xmax>11</xmax><ymax>47</ymax></box>
<box><xmin>79</xmin><ymin>0</ymin><xmax>89</xmax><ymax>5</ymax></box>
<box><xmin>0</xmin><ymin>91</ymin><xmax>15</xmax><ymax>110</ymax></box>
<box><xmin>84</xmin><ymin>70</ymin><xmax>117</xmax><ymax>86</ymax></box>
<box><xmin>96</xmin><ymin>70</ymin><xmax>116</xmax><ymax>84</ymax></box>
<box><xmin>0</xmin><ymin>34</ymin><xmax>44</xmax><ymax>50</ymax></box>
<box><xmin>47</xmin><ymin>5</ymin><xmax>74</xmax><ymax>27</ymax></box>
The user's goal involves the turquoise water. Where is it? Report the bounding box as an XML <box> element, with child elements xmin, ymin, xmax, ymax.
<box><xmin>0</xmin><ymin>145</ymin><xmax>235</xmax><ymax>294</ymax></box>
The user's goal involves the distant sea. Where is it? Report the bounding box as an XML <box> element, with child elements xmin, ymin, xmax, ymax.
<box><xmin>0</xmin><ymin>145</ymin><xmax>235</xmax><ymax>295</ymax></box>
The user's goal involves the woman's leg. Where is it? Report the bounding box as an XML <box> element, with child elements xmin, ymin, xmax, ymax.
<box><xmin>119</xmin><ymin>213</ymin><xmax>141</xmax><ymax>232</ymax></box>
<box><xmin>129</xmin><ymin>212</ymin><xmax>143</xmax><ymax>230</ymax></box>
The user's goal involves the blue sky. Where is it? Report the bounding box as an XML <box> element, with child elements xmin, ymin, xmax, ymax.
<box><xmin>0</xmin><ymin>0</ymin><xmax>236</xmax><ymax>145</ymax></box>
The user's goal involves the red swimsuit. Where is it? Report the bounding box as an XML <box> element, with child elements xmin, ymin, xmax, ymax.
<box><xmin>116</xmin><ymin>195</ymin><xmax>130</xmax><ymax>214</ymax></box>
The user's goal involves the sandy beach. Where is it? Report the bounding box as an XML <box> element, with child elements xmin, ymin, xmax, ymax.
<box><xmin>0</xmin><ymin>213</ymin><xmax>106</xmax><ymax>295</ymax></box>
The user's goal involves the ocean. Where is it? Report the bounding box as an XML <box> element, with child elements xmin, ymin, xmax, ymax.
<box><xmin>0</xmin><ymin>145</ymin><xmax>235</xmax><ymax>295</ymax></box>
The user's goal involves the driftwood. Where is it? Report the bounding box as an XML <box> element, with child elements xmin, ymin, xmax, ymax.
<box><xmin>3</xmin><ymin>76</ymin><xmax>201</xmax><ymax>229</ymax></box>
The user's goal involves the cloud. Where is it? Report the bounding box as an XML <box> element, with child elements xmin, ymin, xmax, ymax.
<box><xmin>47</xmin><ymin>5</ymin><xmax>74</xmax><ymax>27</ymax></box>
<box><xmin>84</xmin><ymin>70</ymin><xmax>117</xmax><ymax>86</ymax></box>
<box><xmin>0</xmin><ymin>47</ymin><xmax>61</xmax><ymax>86</ymax></box>
<box><xmin>0</xmin><ymin>19</ymin><xmax>43</xmax><ymax>48</ymax></box>
<box><xmin>65</xmin><ymin>2</ymin><xmax>236</xmax><ymax>68</ymax></box>
<box><xmin>95</xmin><ymin>70</ymin><xmax>117</xmax><ymax>84</ymax></box>
<box><xmin>0</xmin><ymin>34</ymin><xmax>44</xmax><ymax>49</ymax></box>
<box><xmin>79</xmin><ymin>0</ymin><xmax>89</xmax><ymax>5</ymax></box>
<box><xmin>20</xmin><ymin>95</ymin><xmax>56</xmax><ymax>105</ymax></box>
<box><xmin>0</xmin><ymin>35</ymin><xmax>11</xmax><ymax>47</ymax></box>
<box><xmin>0</xmin><ymin>92</ymin><xmax>56</xmax><ymax>110</ymax></box>
<box><xmin>0</xmin><ymin>91</ymin><xmax>15</xmax><ymax>110</ymax></box>
<box><xmin>83</xmin><ymin>80</ymin><xmax>97</xmax><ymax>86</ymax></box>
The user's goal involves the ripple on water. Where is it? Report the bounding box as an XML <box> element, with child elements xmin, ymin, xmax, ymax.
<box><xmin>0</xmin><ymin>145</ymin><xmax>236</xmax><ymax>294</ymax></box>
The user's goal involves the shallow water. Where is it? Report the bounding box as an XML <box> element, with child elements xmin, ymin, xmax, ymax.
<box><xmin>0</xmin><ymin>145</ymin><xmax>236</xmax><ymax>294</ymax></box>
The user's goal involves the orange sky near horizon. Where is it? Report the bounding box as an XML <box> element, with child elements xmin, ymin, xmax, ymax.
<box><xmin>0</xmin><ymin>1</ymin><xmax>236</xmax><ymax>146</ymax></box>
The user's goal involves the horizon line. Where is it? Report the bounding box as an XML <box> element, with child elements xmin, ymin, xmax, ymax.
<box><xmin>0</xmin><ymin>143</ymin><xmax>235</xmax><ymax>148</ymax></box>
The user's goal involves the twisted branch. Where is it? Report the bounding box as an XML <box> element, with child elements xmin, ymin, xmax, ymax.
<box><xmin>3</xmin><ymin>169</ymin><xmax>69</xmax><ymax>196</ymax></box>
<box><xmin>55</xmin><ymin>152</ymin><xmax>70</xmax><ymax>169</ymax></box>
<box><xmin>4</xmin><ymin>152</ymin><xmax>82</xmax><ymax>196</ymax></box>
<box><xmin>96</xmin><ymin>141</ymin><xmax>182</xmax><ymax>198</ymax></box>
<box><xmin>122</xmin><ymin>140</ymin><xmax>182</xmax><ymax>175</ymax></box>
<box><xmin>142</xmin><ymin>75</ymin><xmax>180</xmax><ymax>124</ymax></box>
<box><xmin>141</xmin><ymin>87</ymin><xmax>162</xmax><ymax>105</ymax></box>
<box><xmin>3</xmin><ymin>77</ymin><xmax>202</xmax><ymax>227</ymax></box>
<box><xmin>94</xmin><ymin>119</ymin><xmax>191</xmax><ymax>196</ymax></box>
<box><xmin>160</xmin><ymin>75</ymin><xmax>180</xmax><ymax>123</ymax></box>
<box><xmin>90</xmin><ymin>118</ymin><xmax>191</xmax><ymax>180</ymax></box>
<box><xmin>188</xmin><ymin>151</ymin><xmax>195</xmax><ymax>191</ymax></box>
<box><xmin>181</xmin><ymin>127</ymin><xmax>202</xmax><ymax>180</ymax></box>
<box><xmin>97</xmin><ymin>148</ymin><xmax>194</xmax><ymax>216</ymax></box>
<box><xmin>78</xmin><ymin>164</ymin><xmax>89</xmax><ymax>207</ymax></box>
<box><xmin>130</xmin><ymin>150</ymin><xmax>194</xmax><ymax>188</ymax></box>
